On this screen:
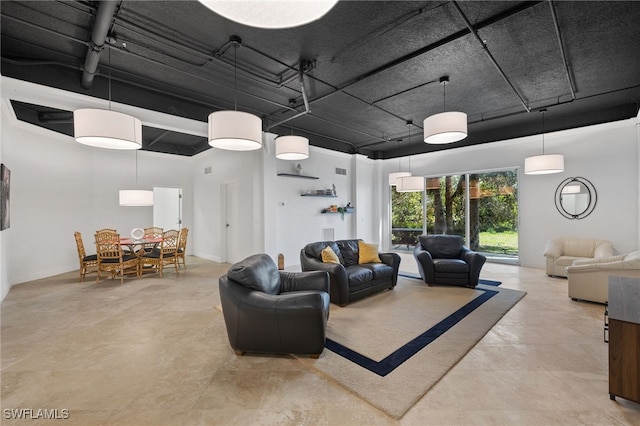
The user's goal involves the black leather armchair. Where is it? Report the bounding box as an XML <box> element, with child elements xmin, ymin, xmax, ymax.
<box><xmin>414</xmin><ymin>234</ymin><xmax>486</xmax><ymax>288</ymax></box>
<box><xmin>219</xmin><ymin>253</ymin><xmax>330</xmax><ymax>358</ymax></box>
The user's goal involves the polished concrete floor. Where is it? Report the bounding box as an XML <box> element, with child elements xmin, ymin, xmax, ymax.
<box><xmin>2</xmin><ymin>256</ymin><xmax>639</xmax><ymax>425</ymax></box>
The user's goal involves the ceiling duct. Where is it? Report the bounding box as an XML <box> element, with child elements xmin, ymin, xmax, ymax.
<box><xmin>81</xmin><ymin>0</ymin><xmax>118</xmax><ymax>89</ymax></box>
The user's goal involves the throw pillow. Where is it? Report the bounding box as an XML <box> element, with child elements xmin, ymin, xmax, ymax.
<box><xmin>321</xmin><ymin>246</ymin><xmax>340</xmax><ymax>264</ymax></box>
<box><xmin>358</xmin><ymin>241</ymin><xmax>381</xmax><ymax>264</ymax></box>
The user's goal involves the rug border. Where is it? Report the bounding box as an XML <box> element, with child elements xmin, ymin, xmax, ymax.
<box><xmin>325</xmin><ymin>286</ymin><xmax>499</xmax><ymax>376</ymax></box>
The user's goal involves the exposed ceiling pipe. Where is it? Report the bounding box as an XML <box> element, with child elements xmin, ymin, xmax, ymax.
<box><xmin>451</xmin><ymin>1</ymin><xmax>531</xmax><ymax>113</ymax></box>
<box><xmin>266</xmin><ymin>60</ymin><xmax>311</xmax><ymax>131</ymax></box>
<box><xmin>81</xmin><ymin>0</ymin><xmax>119</xmax><ymax>89</ymax></box>
<box><xmin>549</xmin><ymin>1</ymin><xmax>577</xmax><ymax>99</ymax></box>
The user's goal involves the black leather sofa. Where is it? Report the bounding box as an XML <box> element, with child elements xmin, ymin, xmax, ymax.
<box><xmin>219</xmin><ymin>253</ymin><xmax>330</xmax><ymax>357</ymax></box>
<box><xmin>300</xmin><ymin>239</ymin><xmax>401</xmax><ymax>306</ymax></box>
<box><xmin>414</xmin><ymin>234</ymin><xmax>486</xmax><ymax>288</ymax></box>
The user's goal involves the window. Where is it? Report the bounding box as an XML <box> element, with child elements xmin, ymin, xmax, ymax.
<box><xmin>390</xmin><ymin>185</ymin><xmax>423</xmax><ymax>250</ymax></box>
<box><xmin>391</xmin><ymin>169</ymin><xmax>519</xmax><ymax>263</ymax></box>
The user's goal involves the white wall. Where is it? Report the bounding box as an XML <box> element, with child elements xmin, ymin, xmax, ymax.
<box><xmin>191</xmin><ymin>139</ymin><xmax>264</xmax><ymax>263</ymax></box>
<box><xmin>266</xmin><ymin>141</ymin><xmax>357</xmax><ymax>267</ymax></box>
<box><xmin>380</xmin><ymin>118</ymin><xmax>640</xmax><ymax>269</ymax></box>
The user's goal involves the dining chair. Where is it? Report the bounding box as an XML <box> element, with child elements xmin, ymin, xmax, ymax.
<box><xmin>95</xmin><ymin>228</ymin><xmax>118</xmax><ymax>234</ymax></box>
<box><xmin>142</xmin><ymin>226</ymin><xmax>164</xmax><ymax>254</ymax></box>
<box><xmin>74</xmin><ymin>231</ymin><xmax>98</xmax><ymax>282</ymax></box>
<box><xmin>140</xmin><ymin>229</ymin><xmax>179</xmax><ymax>277</ymax></box>
<box><xmin>177</xmin><ymin>228</ymin><xmax>189</xmax><ymax>269</ymax></box>
<box><xmin>95</xmin><ymin>230</ymin><xmax>139</xmax><ymax>284</ymax></box>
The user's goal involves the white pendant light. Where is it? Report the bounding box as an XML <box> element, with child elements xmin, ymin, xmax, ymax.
<box><xmin>275</xmin><ymin>135</ymin><xmax>309</xmax><ymax>160</ymax></box>
<box><xmin>198</xmin><ymin>0</ymin><xmax>338</xmax><ymax>29</ymax></box>
<box><xmin>397</xmin><ymin>175</ymin><xmax>424</xmax><ymax>192</ymax></box>
<box><xmin>208</xmin><ymin>110</ymin><xmax>263</xmax><ymax>151</ymax></box>
<box><xmin>74</xmin><ymin>49</ymin><xmax>142</xmax><ymax>150</ymax></box>
<box><xmin>208</xmin><ymin>37</ymin><xmax>263</xmax><ymax>151</ymax></box>
<box><xmin>524</xmin><ymin>109</ymin><xmax>565</xmax><ymax>175</ymax></box>
<box><xmin>389</xmin><ymin>171</ymin><xmax>411</xmax><ymax>186</ymax></box>
<box><xmin>396</xmin><ymin>121</ymin><xmax>424</xmax><ymax>192</ymax></box>
<box><xmin>424</xmin><ymin>76</ymin><xmax>467</xmax><ymax>144</ymax></box>
<box><xmin>524</xmin><ymin>154</ymin><xmax>565</xmax><ymax>175</ymax></box>
<box><xmin>119</xmin><ymin>190</ymin><xmax>153</xmax><ymax>206</ymax></box>
<box><xmin>74</xmin><ymin>109</ymin><xmax>142</xmax><ymax>150</ymax></box>
<box><xmin>119</xmin><ymin>151</ymin><xmax>153</xmax><ymax>207</ymax></box>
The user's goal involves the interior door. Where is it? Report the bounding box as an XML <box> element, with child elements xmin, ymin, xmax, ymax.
<box><xmin>224</xmin><ymin>181</ymin><xmax>241</xmax><ymax>263</ymax></box>
<box><xmin>153</xmin><ymin>187</ymin><xmax>182</xmax><ymax>230</ymax></box>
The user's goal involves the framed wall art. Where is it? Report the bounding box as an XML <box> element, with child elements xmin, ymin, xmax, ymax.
<box><xmin>1</xmin><ymin>163</ymin><xmax>10</xmax><ymax>231</ymax></box>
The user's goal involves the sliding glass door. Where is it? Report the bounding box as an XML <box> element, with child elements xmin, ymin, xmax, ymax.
<box><xmin>391</xmin><ymin>169</ymin><xmax>519</xmax><ymax>264</ymax></box>
<box><xmin>473</xmin><ymin>170</ymin><xmax>519</xmax><ymax>260</ymax></box>
<box><xmin>390</xmin><ymin>185</ymin><xmax>423</xmax><ymax>251</ymax></box>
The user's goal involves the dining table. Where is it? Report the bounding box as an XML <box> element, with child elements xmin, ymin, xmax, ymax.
<box><xmin>119</xmin><ymin>236</ymin><xmax>163</xmax><ymax>255</ymax></box>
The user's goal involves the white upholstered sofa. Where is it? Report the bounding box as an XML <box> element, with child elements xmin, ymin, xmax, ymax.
<box><xmin>567</xmin><ymin>251</ymin><xmax>640</xmax><ymax>304</ymax></box>
<box><xmin>543</xmin><ymin>238</ymin><xmax>614</xmax><ymax>278</ymax></box>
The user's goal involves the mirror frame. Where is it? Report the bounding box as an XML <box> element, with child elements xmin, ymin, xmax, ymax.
<box><xmin>554</xmin><ymin>176</ymin><xmax>597</xmax><ymax>219</ymax></box>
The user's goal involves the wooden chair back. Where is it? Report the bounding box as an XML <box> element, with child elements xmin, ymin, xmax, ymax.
<box><xmin>94</xmin><ymin>230</ymin><xmax>139</xmax><ymax>283</ymax></box>
<box><xmin>144</xmin><ymin>227</ymin><xmax>163</xmax><ymax>239</ymax></box>
<box><xmin>177</xmin><ymin>228</ymin><xmax>189</xmax><ymax>269</ymax></box>
<box><xmin>95</xmin><ymin>230</ymin><xmax>124</xmax><ymax>263</ymax></box>
<box><xmin>74</xmin><ymin>231</ymin><xmax>98</xmax><ymax>282</ymax></box>
<box><xmin>160</xmin><ymin>229</ymin><xmax>179</xmax><ymax>255</ymax></box>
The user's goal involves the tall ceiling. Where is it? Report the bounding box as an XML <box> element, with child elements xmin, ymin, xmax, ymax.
<box><xmin>2</xmin><ymin>1</ymin><xmax>639</xmax><ymax>158</ymax></box>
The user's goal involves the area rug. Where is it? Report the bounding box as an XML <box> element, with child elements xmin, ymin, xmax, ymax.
<box><xmin>296</xmin><ymin>277</ymin><xmax>525</xmax><ymax>419</ymax></box>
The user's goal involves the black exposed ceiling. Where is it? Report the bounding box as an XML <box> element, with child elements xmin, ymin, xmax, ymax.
<box><xmin>2</xmin><ymin>0</ymin><xmax>639</xmax><ymax>158</ymax></box>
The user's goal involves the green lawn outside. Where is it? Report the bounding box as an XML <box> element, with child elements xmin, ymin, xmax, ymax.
<box><xmin>478</xmin><ymin>231</ymin><xmax>518</xmax><ymax>255</ymax></box>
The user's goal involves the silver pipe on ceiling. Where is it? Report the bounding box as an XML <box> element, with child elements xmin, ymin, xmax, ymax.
<box><xmin>81</xmin><ymin>0</ymin><xmax>119</xmax><ymax>90</ymax></box>
<box><xmin>549</xmin><ymin>1</ymin><xmax>577</xmax><ymax>99</ymax></box>
<box><xmin>266</xmin><ymin>60</ymin><xmax>311</xmax><ymax>131</ymax></box>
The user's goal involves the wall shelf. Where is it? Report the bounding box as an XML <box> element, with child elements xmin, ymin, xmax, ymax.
<box><xmin>321</xmin><ymin>211</ymin><xmax>353</xmax><ymax>214</ymax></box>
<box><xmin>301</xmin><ymin>194</ymin><xmax>337</xmax><ymax>197</ymax></box>
<box><xmin>277</xmin><ymin>173</ymin><xmax>319</xmax><ymax>180</ymax></box>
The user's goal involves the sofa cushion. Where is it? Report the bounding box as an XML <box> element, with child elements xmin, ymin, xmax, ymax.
<box><xmin>359</xmin><ymin>263</ymin><xmax>394</xmax><ymax>279</ymax></box>
<box><xmin>305</xmin><ymin>241</ymin><xmax>344</xmax><ymax>264</ymax></box>
<box><xmin>563</xmin><ymin>239</ymin><xmax>599</xmax><ymax>258</ymax></box>
<box><xmin>556</xmin><ymin>256</ymin><xmax>585</xmax><ymax>267</ymax></box>
<box><xmin>345</xmin><ymin>265</ymin><xmax>374</xmax><ymax>287</ymax></box>
<box><xmin>321</xmin><ymin>245</ymin><xmax>340</xmax><ymax>264</ymax></box>
<box><xmin>358</xmin><ymin>241</ymin><xmax>381</xmax><ymax>264</ymax></box>
<box><xmin>419</xmin><ymin>234</ymin><xmax>464</xmax><ymax>259</ymax></box>
<box><xmin>227</xmin><ymin>253</ymin><xmax>280</xmax><ymax>295</ymax></box>
<box><xmin>432</xmin><ymin>258</ymin><xmax>469</xmax><ymax>273</ymax></box>
<box><xmin>337</xmin><ymin>239</ymin><xmax>361</xmax><ymax>267</ymax></box>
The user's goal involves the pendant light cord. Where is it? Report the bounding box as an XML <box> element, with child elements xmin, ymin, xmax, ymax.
<box><xmin>108</xmin><ymin>47</ymin><xmax>112</xmax><ymax>111</ymax></box>
<box><xmin>541</xmin><ymin>109</ymin><xmax>546</xmax><ymax>154</ymax></box>
<box><xmin>234</xmin><ymin>43</ymin><xmax>238</xmax><ymax>111</ymax></box>
<box><xmin>407</xmin><ymin>120</ymin><xmax>412</xmax><ymax>173</ymax></box>
<box><xmin>135</xmin><ymin>149</ymin><xmax>138</xmax><ymax>184</ymax></box>
<box><xmin>442</xmin><ymin>82</ymin><xmax>446</xmax><ymax>112</ymax></box>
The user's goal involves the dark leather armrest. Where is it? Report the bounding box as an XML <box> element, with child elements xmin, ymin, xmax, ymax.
<box><xmin>300</xmin><ymin>249</ymin><xmax>349</xmax><ymax>305</ymax></box>
<box><xmin>280</xmin><ymin>270</ymin><xmax>330</xmax><ymax>294</ymax></box>
<box><xmin>461</xmin><ymin>248</ymin><xmax>487</xmax><ymax>287</ymax></box>
<box><xmin>379</xmin><ymin>252</ymin><xmax>401</xmax><ymax>286</ymax></box>
<box><xmin>413</xmin><ymin>244</ymin><xmax>434</xmax><ymax>282</ymax></box>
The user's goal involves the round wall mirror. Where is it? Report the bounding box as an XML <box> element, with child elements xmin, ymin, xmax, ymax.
<box><xmin>554</xmin><ymin>177</ymin><xmax>597</xmax><ymax>219</ymax></box>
